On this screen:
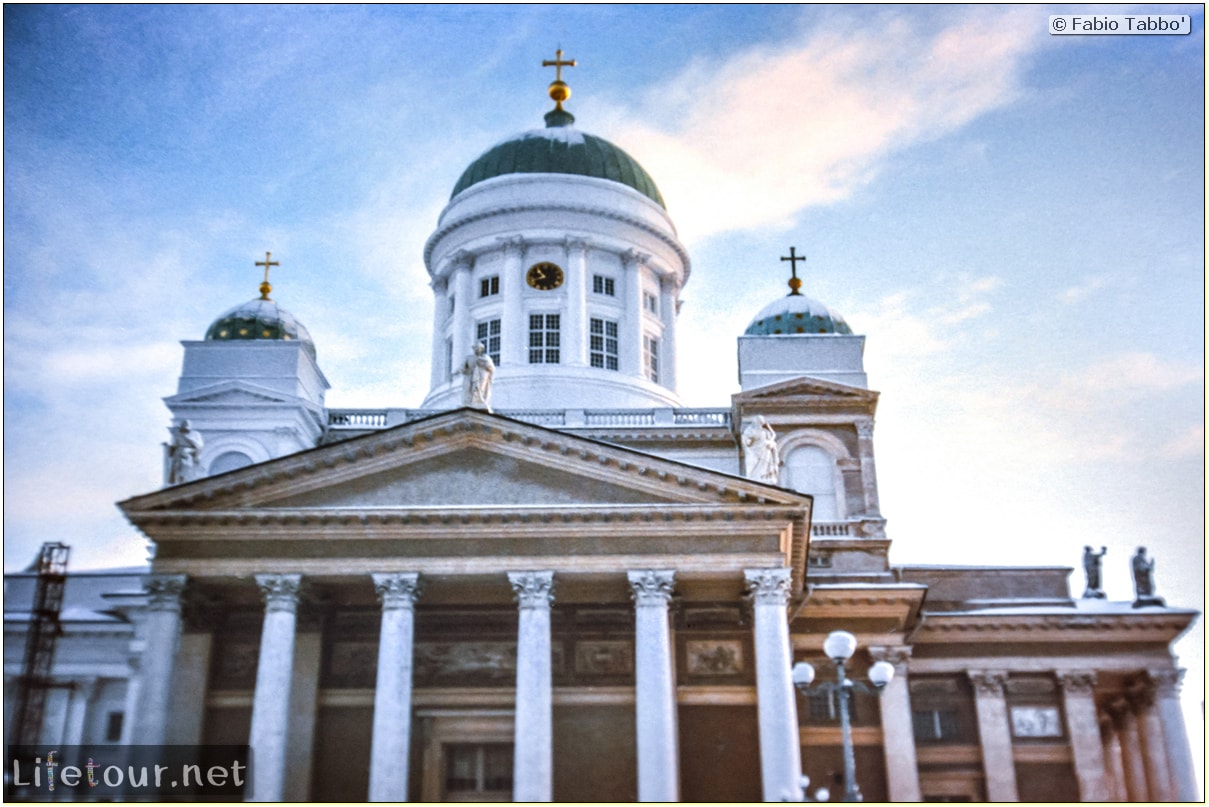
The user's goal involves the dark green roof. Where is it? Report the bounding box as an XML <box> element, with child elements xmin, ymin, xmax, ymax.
<box><xmin>451</xmin><ymin>117</ymin><xmax>666</xmax><ymax>208</ymax></box>
<box><xmin>205</xmin><ymin>298</ymin><xmax>316</xmax><ymax>357</ymax></box>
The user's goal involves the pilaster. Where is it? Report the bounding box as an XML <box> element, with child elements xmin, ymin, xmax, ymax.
<box><xmin>565</xmin><ymin>238</ymin><xmax>589</xmax><ymax>366</ymax></box>
<box><xmin>868</xmin><ymin>646</ymin><xmax>921</xmax><ymax>801</ymax></box>
<box><xmin>1148</xmin><ymin>669</ymin><xmax>1199</xmax><ymax>801</ymax></box>
<box><xmin>1058</xmin><ymin>671</ymin><xmax>1111</xmax><ymax>801</ymax></box>
<box><xmin>1129</xmin><ymin>676</ymin><xmax>1174</xmax><ymax>801</ymax></box>
<box><xmin>500</xmin><ymin>237</ymin><xmax>526</xmax><ymax>367</ymax></box>
<box><xmin>854</xmin><ymin>418</ymin><xmax>881</xmax><ymax>517</ymax></box>
<box><xmin>1109</xmin><ymin>698</ymin><xmax>1149</xmax><ymax>801</ymax></box>
<box><xmin>967</xmin><ymin>671</ymin><xmax>1018</xmax><ymax>802</ymax></box>
<box><xmin>450</xmin><ymin>253</ymin><xmax>474</xmax><ymax>373</ymax></box>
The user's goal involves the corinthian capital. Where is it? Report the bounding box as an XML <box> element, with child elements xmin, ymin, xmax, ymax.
<box><xmin>868</xmin><ymin>645</ymin><xmax>912</xmax><ymax>670</ymax></box>
<box><xmin>372</xmin><ymin>572</ymin><xmax>422</xmax><ymax>610</ymax></box>
<box><xmin>145</xmin><ymin>574</ymin><xmax>187</xmax><ymax>613</ymax></box>
<box><xmin>255</xmin><ymin>573</ymin><xmax>303</xmax><ymax>614</ymax></box>
<box><xmin>628</xmin><ymin>570</ymin><xmax>675</xmax><ymax>606</ymax></box>
<box><xmin>744</xmin><ymin>567</ymin><xmax>792</xmax><ymax>606</ymax></box>
<box><xmin>1145</xmin><ymin>668</ymin><xmax>1184</xmax><ymax>698</ymax></box>
<box><xmin>509</xmin><ymin>571</ymin><xmax>555</xmax><ymax>611</ymax></box>
<box><xmin>855</xmin><ymin>418</ymin><xmax>876</xmax><ymax>439</ymax></box>
<box><xmin>1058</xmin><ymin>670</ymin><xmax>1097</xmax><ymax>696</ymax></box>
<box><xmin>967</xmin><ymin>670</ymin><xmax>1008</xmax><ymax>696</ymax></box>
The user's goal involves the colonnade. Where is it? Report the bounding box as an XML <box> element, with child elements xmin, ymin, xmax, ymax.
<box><xmin>133</xmin><ymin>568</ymin><xmax>805</xmax><ymax>802</ymax></box>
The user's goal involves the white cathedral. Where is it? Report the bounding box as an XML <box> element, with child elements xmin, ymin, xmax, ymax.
<box><xmin>4</xmin><ymin>59</ymin><xmax>1200</xmax><ymax>802</ymax></box>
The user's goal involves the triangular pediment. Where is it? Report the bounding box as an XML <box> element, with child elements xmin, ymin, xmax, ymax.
<box><xmin>119</xmin><ymin>409</ymin><xmax>814</xmax><ymax>594</ymax></box>
<box><xmin>164</xmin><ymin>380</ymin><xmax>297</xmax><ymax>407</ymax></box>
<box><xmin>120</xmin><ymin>408</ymin><xmax>810</xmax><ymax>514</ymax></box>
<box><xmin>733</xmin><ymin>376</ymin><xmax>878</xmax><ymax>403</ymax></box>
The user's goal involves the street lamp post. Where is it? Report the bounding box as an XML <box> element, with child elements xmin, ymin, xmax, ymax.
<box><xmin>791</xmin><ymin>631</ymin><xmax>895</xmax><ymax>803</ymax></box>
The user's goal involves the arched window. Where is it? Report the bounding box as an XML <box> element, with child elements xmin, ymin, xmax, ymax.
<box><xmin>208</xmin><ymin>451</ymin><xmax>253</xmax><ymax>476</ymax></box>
<box><xmin>783</xmin><ymin>445</ymin><xmax>842</xmax><ymax>521</ymax></box>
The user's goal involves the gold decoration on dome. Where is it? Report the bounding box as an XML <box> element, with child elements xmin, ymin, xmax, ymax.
<box><xmin>780</xmin><ymin>247</ymin><xmax>806</xmax><ymax>296</ymax></box>
<box><xmin>255</xmin><ymin>251</ymin><xmax>280</xmax><ymax>300</ymax></box>
<box><xmin>542</xmin><ymin>48</ymin><xmax>577</xmax><ymax>109</ymax></box>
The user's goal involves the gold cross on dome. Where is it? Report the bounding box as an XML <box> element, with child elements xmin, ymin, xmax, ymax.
<box><xmin>256</xmin><ymin>251</ymin><xmax>280</xmax><ymax>299</ymax></box>
<box><xmin>780</xmin><ymin>247</ymin><xmax>806</xmax><ymax>296</ymax></box>
<box><xmin>542</xmin><ymin>48</ymin><xmax>576</xmax><ymax>82</ymax></box>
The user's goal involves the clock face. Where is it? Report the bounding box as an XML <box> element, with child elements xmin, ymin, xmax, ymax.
<box><xmin>526</xmin><ymin>262</ymin><xmax>564</xmax><ymax>290</ymax></box>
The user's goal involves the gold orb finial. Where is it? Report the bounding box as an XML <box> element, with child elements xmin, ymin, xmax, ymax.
<box><xmin>780</xmin><ymin>247</ymin><xmax>806</xmax><ymax>297</ymax></box>
<box><xmin>542</xmin><ymin>48</ymin><xmax>577</xmax><ymax>111</ymax></box>
<box><xmin>255</xmin><ymin>251</ymin><xmax>280</xmax><ymax>300</ymax></box>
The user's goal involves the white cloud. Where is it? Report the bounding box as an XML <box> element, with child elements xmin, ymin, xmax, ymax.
<box><xmin>1061</xmin><ymin>351</ymin><xmax>1204</xmax><ymax>395</ymax></box>
<box><xmin>1060</xmin><ymin>274</ymin><xmax>1111</xmax><ymax>304</ymax></box>
<box><xmin>592</xmin><ymin>9</ymin><xmax>1038</xmax><ymax>242</ymax></box>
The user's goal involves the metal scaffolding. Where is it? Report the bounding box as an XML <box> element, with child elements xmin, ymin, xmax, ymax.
<box><xmin>11</xmin><ymin>542</ymin><xmax>70</xmax><ymax>746</ymax></box>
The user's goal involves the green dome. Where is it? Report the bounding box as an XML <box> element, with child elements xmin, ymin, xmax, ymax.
<box><xmin>205</xmin><ymin>297</ymin><xmax>316</xmax><ymax>356</ymax></box>
<box><xmin>451</xmin><ymin>110</ymin><xmax>666</xmax><ymax>208</ymax></box>
<box><xmin>745</xmin><ymin>293</ymin><xmax>853</xmax><ymax>336</ymax></box>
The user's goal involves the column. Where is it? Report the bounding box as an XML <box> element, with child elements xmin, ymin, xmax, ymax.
<box><xmin>1149</xmin><ymin>669</ymin><xmax>1200</xmax><ymax>801</ymax></box>
<box><xmin>429</xmin><ymin>277</ymin><xmax>449</xmax><ymax>389</ymax></box>
<box><xmin>658</xmin><ymin>275</ymin><xmax>678</xmax><ymax>391</ymax></box>
<box><xmin>1058</xmin><ymin>671</ymin><xmax>1111</xmax><ymax>801</ymax></box>
<box><xmin>1130</xmin><ymin>677</ymin><xmax>1174</xmax><ymax>801</ymax></box>
<box><xmin>509</xmin><ymin>571</ymin><xmax>555</xmax><ymax>802</ymax></box>
<box><xmin>1109</xmin><ymin>698</ymin><xmax>1149</xmax><ymax>801</ymax></box>
<box><xmin>500</xmin><ymin>237</ymin><xmax>526</xmax><ymax>368</ymax></box>
<box><xmin>854</xmin><ymin>418</ymin><xmax>881</xmax><ymax>517</ymax></box>
<box><xmin>247</xmin><ymin>573</ymin><xmax>302</xmax><ymax>802</ymax></box>
<box><xmin>628</xmin><ymin>570</ymin><xmax>679</xmax><ymax>802</ymax></box>
<box><xmin>167</xmin><ymin>630</ymin><xmax>213</xmax><ymax>744</ymax></box>
<box><xmin>622</xmin><ymin>250</ymin><xmax>647</xmax><ymax>378</ymax></box>
<box><xmin>744</xmin><ymin>568</ymin><xmax>803</xmax><ymax>803</ymax></box>
<box><xmin>967</xmin><ymin>671</ymin><xmax>1018</xmax><ymax>802</ymax></box>
<box><xmin>129</xmin><ymin>574</ymin><xmax>186</xmax><ymax>744</ymax></box>
<box><xmin>369</xmin><ymin>573</ymin><xmax>422</xmax><ymax>802</ymax></box>
<box><xmin>565</xmin><ymin>238</ymin><xmax>588</xmax><ymax>366</ymax></box>
<box><xmin>1100</xmin><ymin>713</ymin><xmax>1127</xmax><ymax>801</ymax></box>
<box><xmin>869</xmin><ymin>647</ymin><xmax>921</xmax><ymax>802</ymax></box>
<box><xmin>450</xmin><ymin>253</ymin><xmax>474</xmax><ymax>374</ymax></box>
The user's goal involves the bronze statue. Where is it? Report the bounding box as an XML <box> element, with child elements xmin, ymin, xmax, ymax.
<box><xmin>1081</xmin><ymin>545</ymin><xmax>1107</xmax><ymax>599</ymax></box>
<box><xmin>1130</xmin><ymin>546</ymin><xmax>1165</xmax><ymax>608</ymax></box>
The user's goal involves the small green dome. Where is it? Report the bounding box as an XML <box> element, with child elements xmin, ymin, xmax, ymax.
<box><xmin>205</xmin><ymin>298</ymin><xmax>315</xmax><ymax>356</ymax></box>
<box><xmin>745</xmin><ymin>293</ymin><xmax>853</xmax><ymax>336</ymax></box>
<box><xmin>451</xmin><ymin>110</ymin><xmax>666</xmax><ymax>208</ymax></box>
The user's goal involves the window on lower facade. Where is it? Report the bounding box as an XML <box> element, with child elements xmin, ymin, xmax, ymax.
<box><xmin>105</xmin><ymin>711</ymin><xmax>124</xmax><ymax>742</ymax></box>
<box><xmin>589</xmin><ymin>318</ymin><xmax>619</xmax><ymax>370</ymax></box>
<box><xmin>913</xmin><ymin>709</ymin><xmax>961</xmax><ymax>743</ymax></box>
<box><xmin>444</xmin><ymin>743</ymin><xmax>513</xmax><ymax>800</ymax></box>
<box><xmin>528</xmin><ymin>314</ymin><xmax>560</xmax><ymax>364</ymax></box>
<box><xmin>643</xmin><ymin>334</ymin><xmax>659</xmax><ymax>382</ymax></box>
<box><xmin>476</xmin><ymin>319</ymin><xmax>501</xmax><ymax>365</ymax></box>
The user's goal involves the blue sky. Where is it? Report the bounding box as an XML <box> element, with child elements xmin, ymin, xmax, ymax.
<box><xmin>4</xmin><ymin>2</ymin><xmax>1204</xmax><ymax>767</ymax></box>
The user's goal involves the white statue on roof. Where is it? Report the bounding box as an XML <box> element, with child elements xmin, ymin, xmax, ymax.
<box><xmin>742</xmin><ymin>415</ymin><xmax>781</xmax><ymax>485</ymax></box>
<box><xmin>461</xmin><ymin>341</ymin><xmax>495</xmax><ymax>411</ymax></box>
